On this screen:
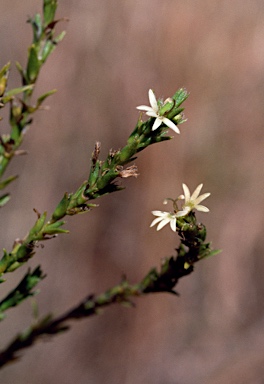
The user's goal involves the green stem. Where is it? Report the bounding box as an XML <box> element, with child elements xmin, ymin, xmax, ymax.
<box><xmin>0</xmin><ymin>216</ymin><xmax>219</xmax><ymax>368</ymax></box>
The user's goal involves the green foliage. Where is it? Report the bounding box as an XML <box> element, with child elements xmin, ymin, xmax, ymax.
<box><xmin>43</xmin><ymin>0</ymin><xmax>58</xmax><ymax>27</ymax></box>
<box><xmin>0</xmin><ymin>267</ymin><xmax>45</xmax><ymax>320</ymax></box>
<box><xmin>0</xmin><ymin>0</ymin><xmax>66</xmax><ymax>191</ymax></box>
<box><xmin>0</xmin><ymin>0</ymin><xmax>219</xmax><ymax>370</ymax></box>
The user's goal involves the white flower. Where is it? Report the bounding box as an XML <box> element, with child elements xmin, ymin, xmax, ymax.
<box><xmin>150</xmin><ymin>211</ymin><xmax>178</xmax><ymax>232</ymax></box>
<box><xmin>150</xmin><ymin>208</ymin><xmax>187</xmax><ymax>231</ymax></box>
<box><xmin>150</xmin><ymin>184</ymin><xmax>210</xmax><ymax>232</ymax></box>
<box><xmin>177</xmin><ymin>183</ymin><xmax>210</xmax><ymax>215</ymax></box>
<box><xmin>136</xmin><ymin>89</ymin><xmax>180</xmax><ymax>134</ymax></box>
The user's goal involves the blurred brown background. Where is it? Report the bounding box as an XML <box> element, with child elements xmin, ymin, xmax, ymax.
<box><xmin>1</xmin><ymin>1</ymin><xmax>264</xmax><ymax>383</ymax></box>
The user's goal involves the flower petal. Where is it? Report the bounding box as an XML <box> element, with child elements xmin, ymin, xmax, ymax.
<box><xmin>150</xmin><ymin>217</ymin><xmax>164</xmax><ymax>227</ymax></box>
<box><xmin>191</xmin><ymin>184</ymin><xmax>203</xmax><ymax>200</ymax></box>
<box><xmin>194</xmin><ymin>192</ymin><xmax>211</xmax><ymax>205</ymax></box>
<box><xmin>151</xmin><ymin>210</ymin><xmax>167</xmax><ymax>216</ymax></box>
<box><xmin>136</xmin><ymin>105</ymin><xmax>154</xmax><ymax>112</ymax></box>
<box><xmin>152</xmin><ymin>118</ymin><xmax>162</xmax><ymax>131</ymax></box>
<box><xmin>148</xmin><ymin>89</ymin><xmax>158</xmax><ymax>112</ymax></box>
<box><xmin>182</xmin><ymin>183</ymin><xmax>190</xmax><ymax>201</ymax></box>
<box><xmin>162</xmin><ymin>117</ymin><xmax>180</xmax><ymax>134</ymax></box>
<box><xmin>176</xmin><ymin>207</ymin><xmax>190</xmax><ymax>217</ymax></box>
<box><xmin>169</xmin><ymin>217</ymin><xmax>177</xmax><ymax>232</ymax></box>
<box><xmin>156</xmin><ymin>217</ymin><xmax>171</xmax><ymax>230</ymax></box>
<box><xmin>195</xmin><ymin>205</ymin><xmax>210</xmax><ymax>212</ymax></box>
<box><xmin>146</xmin><ymin>111</ymin><xmax>159</xmax><ymax>118</ymax></box>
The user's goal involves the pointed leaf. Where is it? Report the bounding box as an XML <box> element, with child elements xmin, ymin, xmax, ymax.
<box><xmin>203</xmin><ymin>249</ymin><xmax>222</xmax><ymax>259</ymax></box>
<box><xmin>172</xmin><ymin>88</ymin><xmax>189</xmax><ymax>108</ymax></box>
<box><xmin>3</xmin><ymin>85</ymin><xmax>34</xmax><ymax>99</ymax></box>
<box><xmin>0</xmin><ymin>62</ymin><xmax>11</xmax><ymax>97</ymax></box>
<box><xmin>0</xmin><ymin>175</ymin><xmax>18</xmax><ymax>190</ymax></box>
<box><xmin>41</xmin><ymin>40</ymin><xmax>55</xmax><ymax>62</ymax></box>
<box><xmin>15</xmin><ymin>61</ymin><xmax>26</xmax><ymax>83</ymax></box>
<box><xmin>27</xmin><ymin>45</ymin><xmax>40</xmax><ymax>82</ymax></box>
<box><xmin>28</xmin><ymin>212</ymin><xmax>47</xmax><ymax>238</ymax></box>
<box><xmin>43</xmin><ymin>220</ymin><xmax>69</xmax><ymax>235</ymax></box>
<box><xmin>54</xmin><ymin>30</ymin><xmax>66</xmax><ymax>44</ymax></box>
<box><xmin>0</xmin><ymin>194</ymin><xmax>11</xmax><ymax>207</ymax></box>
<box><xmin>37</xmin><ymin>89</ymin><xmax>57</xmax><ymax>107</ymax></box>
<box><xmin>30</xmin><ymin>13</ymin><xmax>43</xmax><ymax>43</ymax></box>
<box><xmin>51</xmin><ymin>193</ymin><xmax>70</xmax><ymax>221</ymax></box>
<box><xmin>43</xmin><ymin>0</ymin><xmax>58</xmax><ymax>26</ymax></box>
<box><xmin>0</xmin><ymin>62</ymin><xmax>11</xmax><ymax>78</ymax></box>
<box><xmin>159</xmin><ymin>99</ymin><xmax>175</xmax><ymax>116</ymax></box>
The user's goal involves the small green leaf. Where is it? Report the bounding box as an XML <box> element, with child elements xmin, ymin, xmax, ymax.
<box><xmin>15</xmin><ymin>61</ymin><xmax>26</xmax><ymax>83</ymax></box>
<box><xmin>0</xmin><ymin>175</ymin><xmax>18</xmax><ymax>190</ymax></box>
<box><xmin>54</xmin><ymin>30</ymin><xmax>66</xmax><ymax>44</ymax></box>
<box><xmin>159</xmin><ymin>99</ymin><xmax>175</xmax><ymax>116</ymax></box>
<box><xmin>41</xmin><ymin>30</ymin><xmax>66</xmax><ymax>62</ymax></box>
<box><xmin>204</xmin><ymin>249</ymin><xmax>222</xmax><ymax>259</ymax></box>
<box><xmin>0</xmin><ymin>249</ymin><xmax>10</xmax><ymax>275</ymax></box>
<box><xmin>26</xmin><ymin>45</ymin><xmax>40</xmax><ymax>82</ymax></box>
<box><xmin>2</xmin><ymin>85</ymin><xmax>34</xmax><ymax>100</ymax></box>
<box><xmin>0</xmin><ymin>62</ymin><xmax>11</xmax><ymax>79</ymax></box>
<box><xmin>88</xmin><ymin>160</ymin><xmax>100</xmax><ymax>187</ymax></box>
<box><xmin>0</xmin><ymin>62</ymin><xmax>11</xmax><ymax>97</ymax></box>
<box><xmin>37</xmin><ymin>89</ymin><xmax>57</xmax><ymax>107</ymax></box>
<box><xmin>28</xmin><ymin>212</ymin><xmax>47</xmax><ymax>239</ymax></box>
<box><xmin>41</xmin><ymin>40</ymin><xmax>56</xmax><ymax>62</ymax></box>
<box><xmin>43</xmin><ymin>220</ymin><xmax>69</xmax><ymax>235</ymax></box>
<box><xmin>44</xmin><ymin>227</ymin><xmax>69</xmax><ymax>235</ymax></box>
<box><xmin>0</xmin><ymin>194</ymin><xmax>11</xmax><ymax>207</ymax></box>
<box><xmin>7</xmin><ymin>261</ymin><xmax>21</xmax><ymax>273</ymax></box>
<box><xmin>43</xmin><ymin>0</ymin><xmax>58</xmax><ymax>26</ymax></box>
<box><xmin>172</xmin><ymin>88</ymin><xmax>189</xmax><ymax>108</ymax></box>
<box><xmin>51</xmin><ymin>193</ymin><xmax>70</xmax><ymax>221</ymax></box>
<box><xmin>31</xmin><ymin>13</ymin><xmax>43</xmax><ymax>42</ymax></box>
<box><xmin>0</xmin><ymin>266</ymin><xmax>46</xmax><ymax>316</ymax></box>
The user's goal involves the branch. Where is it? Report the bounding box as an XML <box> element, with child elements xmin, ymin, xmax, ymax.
<box><xmin>0</xmin><ymin>267</ymin><xmax>46</xmax><ymax>320</ymax></box>
<box><xmin>0</xmin><ymin>0</ymin><xmax>66</xmax><ymax>206</ymax></box>
<box><xmin>0</xmin><ymin>213</ymin><xmax>220</xmax><ymax>368</ymax></box>
<box><xmin>0</xmin><ymin>88</ymin><xmax>188</xmax><ymax>279</ymax></box>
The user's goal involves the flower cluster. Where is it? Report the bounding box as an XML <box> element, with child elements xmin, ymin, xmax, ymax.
<box><xmin>150</xmin><ymin>183</ymin><xmax>210</xmax><ymax>232</ymax></box>
<box><xmin>136</xmin><ymin>89</ymin><xmax>180</xmax><ymax>134</ymax></box>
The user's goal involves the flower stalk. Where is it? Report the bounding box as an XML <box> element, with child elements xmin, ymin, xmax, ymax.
<box><xmin>0</xmin><ymin>211</ymin><xmax>219</xmax><ymax>368</ymax></box>
<box><xmin>0</xmin><ymin>0</ymin><xmax>66</xmax><ymax>206</ymax></box>
<box><xmin>0</xmin><ymin>88</ymin><xmax>189</xmax><ymax>278</ymax></box>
